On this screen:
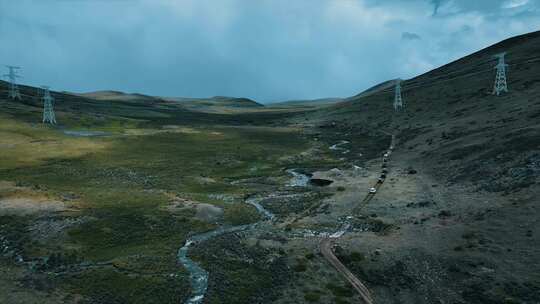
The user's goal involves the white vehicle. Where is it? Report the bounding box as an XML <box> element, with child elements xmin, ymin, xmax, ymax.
<box><xmin>369</xmin><ymin>187</ymin><xmax>377</xmax><ymax>194</ymax></box>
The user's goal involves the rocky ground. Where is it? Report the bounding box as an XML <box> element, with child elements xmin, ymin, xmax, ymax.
<box><xmin>0</xmin><ymin>31</ymin><xmax>539</xmax><ymax>304</ymax></box>
<box><xmin>289</xmin><ymin>30</ymin><xmax>540</xmax><ymax>303</ymax></box>
<box><xmin>309</xmin><ymin>149</ymin><xmax>540</xmax><ymax>303</ymax></box>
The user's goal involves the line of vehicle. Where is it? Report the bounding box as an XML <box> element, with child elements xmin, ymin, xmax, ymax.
<box><xmin>320</xmin><ymin>134</ymin><xmax>395</xmax><ymax>304</ymax></box>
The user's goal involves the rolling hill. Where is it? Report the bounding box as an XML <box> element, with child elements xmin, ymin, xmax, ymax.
<box><xmin>0</xmin><ymin>30</ymin><xmax>539</xmax><ymax>304</ymax></box>
<box><xmin>295</xmin><ymin>30</ymin><xmax>540</xmax><ymax>303</ymax></box>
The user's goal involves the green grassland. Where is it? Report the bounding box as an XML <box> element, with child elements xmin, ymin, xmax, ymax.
<box><xmin>0</xmin><ymin>93</ymin><xmax>352</xmax><ymax>304</ymax></box>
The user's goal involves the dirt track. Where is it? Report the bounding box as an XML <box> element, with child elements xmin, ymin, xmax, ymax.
<box><xmin>319</xmin><ymin>135</ymin><xmax>395</xmax><ymax>303</ymax></box>
<box><xmin>320</xmin><ymin>238</ymin><xmax>373</xmax><ymax>304</ymax></box>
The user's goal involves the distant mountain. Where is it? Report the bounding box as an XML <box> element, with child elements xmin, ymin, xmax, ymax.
<box><xmin>307</xmin><ymin>29</ymin><xmax>540</xmax><ymax>199</ymax></box>
<box><xmin>165</xmin><ymin>96</ymin><xmax>262</xmax><ymax>108</ymax></box>
<box><xmin>76</xmin><ymin>90</ymin><xmax>160</xmax><ymax>102</ymax></box>
<box><xmin>73</xmin><ymin>91</ymin><xmax>263</xmax><ymax>113</ymax></box>
<box><xmin>267</xmin><ymin>97</ymin><xmax>344</xmax><ymax>108</ymax></box>
<box><xmin>161</xmin><ymin>96</ymin><xmax>263</xmax><ymax>114</ymax></box>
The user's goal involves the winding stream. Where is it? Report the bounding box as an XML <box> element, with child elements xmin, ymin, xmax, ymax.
<box><xmin>178</xmin><ymin>196</ymin><xmax>276</xmax><ymax>304</ymax></box>
<box><xmin>286</xmin><ymin>169</ymin><xmax>310</xmax><ymax>187</ymax></box>
<box><xmin>246</xmin><ymin>196</ymin><xmax>275</xmax><ymax>220</ymax></box>
<box><xmin>330</xmin><ymin>140</ymin><xmax>350</xmax><ymax>154</ymax></box>
<box><xmin>178</xmin><ymin>169</ymin><xmax>311</xmax><ymax>303</ymax></box>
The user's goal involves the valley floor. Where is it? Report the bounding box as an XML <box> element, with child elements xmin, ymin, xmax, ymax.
<box><xmin>1</xmin><ymin>109</ymin><xmax>539</xmax><ymax>304</ymax></box>
<box><xmin>326</xmin><ymin>145</ymin><xmax>540</xmax><ymax>303</ymax></box>
<box><xmin>0</xmin><ymin>106</ymin><xmax>390</xmax><ymax>304</ymax></box>
<box><xmin>1</xmin><ymin>49</ymin><xmax>540</xmax><ymax>303</ymax></box>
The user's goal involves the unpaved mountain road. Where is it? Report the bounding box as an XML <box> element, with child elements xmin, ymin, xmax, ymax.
<box><xmin>320</xmin><ymin>238</ymin><xmax>374</xmax><ymax>304</ymax></box>
<box><xmin>320</xmin><ymin>134</ymin><xmax>395</xmax><ymax>304</ymax></box>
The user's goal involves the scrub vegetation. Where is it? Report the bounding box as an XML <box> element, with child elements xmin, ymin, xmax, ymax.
<box><xmin>0</xmin><ymin>97</ymin><xmax>348</xmax><ymax>303</ymax></box>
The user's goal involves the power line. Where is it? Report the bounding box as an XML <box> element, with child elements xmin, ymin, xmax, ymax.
<box><xmin>355</xmin><ymin>54</ymin><xmax>540</xmax><ymax>99</ymax></box>
<box><xmin>393</xmin><ymin>80</ymin><xmax>403</xmax><ymax>111</ymax></box>
<box><xmin>41</xmin><ymin>86</ymin><xmax>56</xmax><ymax>124</ymax></box>
<box><xmin>493</xmin><ymin>52</ymin><xmax>509</xmax><ymax>95</ymax></box>
<box><xmin>3</xmin><ymin>65</ymin><xmax>22</xmax><ymax>100</ymax></box>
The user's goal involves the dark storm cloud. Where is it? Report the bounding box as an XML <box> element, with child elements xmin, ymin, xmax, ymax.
<box><xmin>431</xmin><ymin>0</ymin><xmax>445</xmax><ymax>16</ymax></box>
<box><xmin>402</xmin><ymin>32</ymin><xmax>421</xmax><ymax>41</ymax></box>
<box><xmin>0</xmin><ymin>0</ymin><xmax>539</xmax><ymax>103</ymax></box>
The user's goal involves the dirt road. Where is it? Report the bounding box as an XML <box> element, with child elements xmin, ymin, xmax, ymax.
<box><xmin>320</xmin><ymin>238</ymin><xmax>374</xmax><ymax>304</ymax></box>
<box><xmin>320</xmin><ymin>134</ymin><xmax>395</xmax><ymax>304</ymax></box>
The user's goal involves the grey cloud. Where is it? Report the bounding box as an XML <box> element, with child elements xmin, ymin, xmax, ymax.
<box><xmin>0</xmin><ymin>0</ymin><xmax>539</xmax><ymax>103</ymax></box>
<box><xmin>431</xmin><ymin>0</ymin><xmax>446</xmax><ymax>15</ymax></box>
<box><xmin>402</xmin><ymin>32</ymin><xmax>422</xmax><ymax>40</ymax></box>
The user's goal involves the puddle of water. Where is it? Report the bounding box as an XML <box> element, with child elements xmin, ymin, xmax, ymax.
<box><xmin>63</xmin><ymin>130</ymin><xmax>110</xmax><ymax>137</ymax></box>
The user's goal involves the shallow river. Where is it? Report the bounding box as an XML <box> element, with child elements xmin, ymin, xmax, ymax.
<box><xmin>286</xmin><ymin>169</ymin><xmax>310</xmax><ymax>187</ymax></box>
<box><xmin>177</xmin><ymin>195</ymin><xmax>277</xmax><ymax>304</ymax></box>
<box><xmin>178</xmin><ymin>169</ymin><xmax>311</xmax><ymax>303</ymax></box>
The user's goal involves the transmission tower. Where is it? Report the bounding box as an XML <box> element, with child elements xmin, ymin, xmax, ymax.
<box><xmin>3</xmin><ymin>66</ymin><xmax>22</xmax><ymax>100</ymax></box>
<box><xmin>393</xmin><ymin>79</ymin><xmax>403</xmax><ymax>111</ymax></box>
<box><xmin>493</xmin><ymin>52</ymin><xmax>508</xmax><ymax>96</ymax></box>
<box><xmin>41</xmin><ymin>86</ymin><xmax>56</xmax><ymax>124</ymax></box>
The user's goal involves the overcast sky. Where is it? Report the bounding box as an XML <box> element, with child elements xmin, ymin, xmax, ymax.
<box><xmin>0</xmin><ymin>0</ymin><xmax>539</xmax><ymax>103</ymax></box>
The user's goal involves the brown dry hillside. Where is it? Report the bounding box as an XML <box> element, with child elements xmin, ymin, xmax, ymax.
<box><xmin>309</xmin><ymin>30</ymin><xmax>540</xmax><ymax>194</ymax></box>
<box><xmin>298</xmin><ymin>30</ymin><xmax>540</xmax><ymax>303</ymax></box>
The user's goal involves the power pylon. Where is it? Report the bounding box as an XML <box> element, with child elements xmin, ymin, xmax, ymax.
<box><xmin>393</xmin><ymin>79</ymin><xmax>403</xmax><ymax>111</ymax></box>
<box><xmin>493</xmin><ymin>52</ymin><xmax>508</xmax><ymax>96</ymax></box>
<box><xmin>3</xmin><ymin>66</ymin><xmax>22</xmax><ymax>100</ymax></box>
<box><xmin>41</xmin><ymin>86</ymin><xmax>56</xmax><ymax>124</ymax></box>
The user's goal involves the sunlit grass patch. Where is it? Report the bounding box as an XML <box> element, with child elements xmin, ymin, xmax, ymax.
<box><xmin>0</xmin><ymin>111</ymin><xmax>347</xmax><ymax>304</ymax></box>
<box><xmin>0</xmin><ymin>115</ymin><xmax>109</xmax><ymax>169</ymax></box>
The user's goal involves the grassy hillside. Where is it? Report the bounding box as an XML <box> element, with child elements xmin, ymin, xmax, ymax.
<box><xmin>267</xmin><ymin>98</ymin><xmax>344</xmax><ymax>110</ymax></box>
<box><xmin>1</xmin><ymin>30</ymin><xmax>539</xmax><ymax>304</ymax></box>
<box><xmin>296</xmin><ymin>30</ymin><xmax>540</xmax><ymax>303</ymax></box>
<box><xmin>0</xmin><ymin>78</ymin><xmax>360</xmax><ymax>303</ymax></box>
<box><xmin>308</xmin><ymin>30</ymin><xmax>540</xmax><ymax>192</ymax></box>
